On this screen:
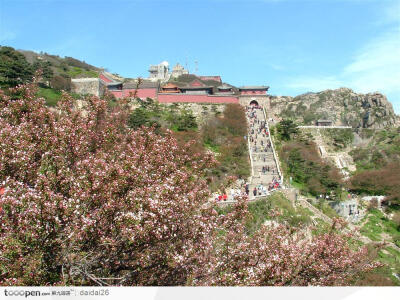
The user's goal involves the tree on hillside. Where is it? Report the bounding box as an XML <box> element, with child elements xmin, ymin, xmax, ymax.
<box><xmin>0</xmin><ymin>46</ymin><xmax>34</xmax><ymax>87</ymax></box>
<box><xmin>175</xmin><ymin>108</ymin><xmax>197</xmax><ymax>131</ymax></box>
<box><xmin>32</xmin><ymin>60</ymin><xmax>54</xmax><ymax>82</ymax></box>
<box><xmin>0</xmin><ymin>80</ymin><xmax>379</xmax><ymax>286</ymax></box>
<box><xmin>276</xmin><ymin>119</ymin><xmax>299</xmax><ymax>141</ymax></box>
<box><xmin>127</xmin><ymin>107</ymin><xmax>161</xmax><ymax>130</ymax></box>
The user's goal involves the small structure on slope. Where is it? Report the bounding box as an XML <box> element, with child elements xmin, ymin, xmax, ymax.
<box><xmin>316</xmin><ymin>119</ymin><xmax>333</xmax><ymax>126</ymax></box>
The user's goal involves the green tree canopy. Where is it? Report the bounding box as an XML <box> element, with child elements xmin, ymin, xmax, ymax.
<box><xmin>276</xmin><ymin>119</ymin><xmax>299</xmax><ymax>141</ymax></box>
<box><xmin>32</xmin><ymin>60</ymin><xmax>54</xmax><ymax>82</ymax></box>
<box><xmin>0</xmin><ymin>46</ymin><xmax>34</xmax><ymax>87</ymax></box>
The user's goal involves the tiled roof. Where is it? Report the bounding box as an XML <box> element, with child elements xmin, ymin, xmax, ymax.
<box><xmin>180</xmin><ymin>86</ymin><xmax>213</xmax><ymax>90</ymax></box>
<box><xmin>218</xmin><ymin>84</ymin><xmax>233</xmax><ymax>90</ymax></box>
<box><xmin>158</xmin><ymin>94</ymin><xmax>238</xmax><ymax>104</ymax></box>
<box><xmin>123</xmin><ymin>81</ymin><xmax>159</xmax><ymax>89</ymax></box>
<box><xmin>162</xmin><ymin>83</ymin><xmax>179</xmax><ymax>89</ymax></box>
<box><xmin>100</xmin><ymin>72</ymin><xmax>122</xmax><ymax>86</ymax></box>
<box><xmin>100</xmin><ymin>73</ymin><xmax>113</xmax><ymax>83</ymax></box>
<box><xmin>189</xmin><ymin>79</ymin><xmax>205</xmax><ymax>87</ymax></box>
<box><xmin>239</xmin><ymin>86</ymin><xmax>269</xmax><ymax>90</ymax></box>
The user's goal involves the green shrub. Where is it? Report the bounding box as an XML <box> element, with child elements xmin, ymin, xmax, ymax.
<box><xmin>322</xmin><ymin>128</ymin><xmax>354</xmax><ymax>150</ymax></box>
<box><xmin>50</xmin><ymin>75</ymin><xmax>71</xmax><ymax>91</ymax></box>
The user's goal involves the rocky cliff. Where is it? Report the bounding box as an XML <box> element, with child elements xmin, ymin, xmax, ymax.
<box><xmin>270</xmin><ymin>88</ymin><xmax>398</xmax><ymax>129</ymax></box>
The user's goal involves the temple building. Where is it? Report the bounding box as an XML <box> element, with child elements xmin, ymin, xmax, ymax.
<box><xmin>239</xmin><ymin>86</ymin><xmax>269</xmax><ymax>95</ymax></box>
<box><xmin>107</xmin><ymin>80</ymin><xmax>159</xmax><ymax>99</ymax></box>
<box><xmin>216</xmin><ymin>84</ymin><xmax>235</xmax><ymax>95</ymax></box>
<box><xmin>178</xmin><ymin>79</ymin><xmax>213</xmax><ymax>94</ymax></box>
<box><xmin>160</xmin><ymin>83</ymin><xmax>180</xmax><ymax>93</ymax></box>
<box><xmin>69</xmin><ymin>64</ymin><xmax>273</xmax><ymax>106</ymax></box>
<box><xmin>179</xmin><ymin>86</ymin><xmax>213</xmax><ymax>95</ymax></box>
<box><xmin>238</xmin><ymin>85</ymin><xmax>270</xmax><ymax>107</ymax></box>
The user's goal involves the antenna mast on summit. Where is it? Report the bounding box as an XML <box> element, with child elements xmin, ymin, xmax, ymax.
<box><xmin>195</xmin><ymin>60</ymin><xmax>198</xmax><ymax>74</ymax></box>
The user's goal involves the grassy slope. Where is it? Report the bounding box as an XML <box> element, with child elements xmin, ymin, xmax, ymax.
<box><xmin>37</xmin><ymin>87</ymin><xmax>62</xmax><ymax>107</ymax></box>
<box><xmin>217</xmin><ymin>192</ymin><xmax>315</xmax><ymax>234</ymax></box>
<box><xmin>361</xmin><ymin>209</ymin><xmax>399</xmax><ymax>244</ymax></box>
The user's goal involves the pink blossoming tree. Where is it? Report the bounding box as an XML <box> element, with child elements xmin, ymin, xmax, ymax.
<box><xmin>0</xmin><ymin>79</ymin><xmax>378</xmax><ymax>286</ymax></box>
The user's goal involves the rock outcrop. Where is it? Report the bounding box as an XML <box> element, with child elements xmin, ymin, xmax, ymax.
<box><xmin>269</xmin><ymin>88</ymin><xmax>398</xmax><ymax>129</ymax></box>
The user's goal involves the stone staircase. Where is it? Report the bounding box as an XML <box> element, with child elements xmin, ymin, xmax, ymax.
<box><xmin>246</xmin><ymin>106</ymin><xmax>281</xmax><ymax>198</ymax></box>
<box><xmin>297</xmin><ymin>196</ymin><xmax>333</xmax><ymax>224</ymax></box>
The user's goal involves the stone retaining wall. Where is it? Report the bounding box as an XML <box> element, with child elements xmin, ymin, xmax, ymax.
<box><xmin>71</xmin><ymin>78</ymin><xmax>105</xmax><ymax>97</ymax></box>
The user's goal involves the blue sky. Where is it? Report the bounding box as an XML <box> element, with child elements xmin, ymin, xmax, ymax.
<box><xmin>1</xmin><ymin>0</ymin><xmax>399</xmax><ymax>113</ymax></box>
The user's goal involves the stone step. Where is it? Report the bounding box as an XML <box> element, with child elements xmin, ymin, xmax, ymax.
<box><xmin>246</xmin><ymin>106</ymin><xmax>281</xmax><ymax>192</ymax></box>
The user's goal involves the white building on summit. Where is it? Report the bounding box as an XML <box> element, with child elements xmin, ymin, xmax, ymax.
<box><xmin>148</xmin><ymin>61</ymin><xmax>190</xmax><ymax>82</ymax></box>
<box><xmin>171</xmin><ymin>63</ymin><xmax>189</xmax><ymax>78</ymax></box>
<box><xmin>148</xmin><ymin>61</ymin><xmax>170</xmax><ymax>82</ymax></box>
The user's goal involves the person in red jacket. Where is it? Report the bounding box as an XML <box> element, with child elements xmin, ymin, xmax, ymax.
<box><xmin>223</xmin><ymin>194</ymin><xmax>228</xmax><ymax>201</ymax></box>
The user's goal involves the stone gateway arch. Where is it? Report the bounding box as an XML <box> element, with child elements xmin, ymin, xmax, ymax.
<box><xmin>238</xmin><ymin>86</ymin><xmax>270</xmax><ymax>109</ymax></box>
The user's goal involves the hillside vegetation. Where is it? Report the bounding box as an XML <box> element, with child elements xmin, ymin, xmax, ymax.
<box><xmin>126</xmin><ymin>98</ymin><xmax>250</xmax><ymax>191</ymax></box>
<box><xmin>0</xmin><ymin>47</ymin><xmax>59</xmax><ymax>104</ymax></box>
<box><xmin>349</xmin><ymin>127</ymin><xmax>400</xmax><ymax>206</ymax></box>
<box><xmin>0</xmin><ymin>46</ymin><xmax>101</xmax><ymax>105</ymax></box>
<box><xmin>272</xmin><ymin>120</ymin><xmax>344</xmax><ymax>198</ymax></box>
<box><xmin>19</xmin><ymin>48</ymin><xmax>100</xmax><ymax>79</ymax></box>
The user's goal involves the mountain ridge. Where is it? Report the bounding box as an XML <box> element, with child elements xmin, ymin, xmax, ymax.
<box><xmin>269</xmin><ymin>87</ymin><xmax>398</xmax><ymax>129</ymax></box>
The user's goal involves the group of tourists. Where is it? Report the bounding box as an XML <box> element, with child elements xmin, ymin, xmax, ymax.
<box><xmin>268</xmin><ymin>177</ymin><xmax>281</xmax><ymax>191</ymax></box>
<box><xmin>262</xmin><ymin>165</ymin><xmax>277</xmax><ymax>175</ymax></box>
<box><xmin>246</xmin><ymin>103</ymin><xmax>282</xmax><ymax>196</ymax></box>
<box><xmin>248</xmin><ymin>108</ymin><xmax>269</xmax><ymax>145</ymax></box>
<box><xmin>247</xmin><ymin>106</ymin><xmax>271</xmax><ymax>156</ymax></box>
<box><xmin>214</xmin><ymin>188</ymin><xmax>244</xmax><ymax>202</ymax></box>
<box><xmin>252</xmin><ymin>184</ymin><xmax>268</xmax><ymax>196</ymax></box>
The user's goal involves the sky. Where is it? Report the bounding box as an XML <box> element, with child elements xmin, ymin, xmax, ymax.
<box><xmin>1</xmin><ymin>0</ymin><xmax>399</xmax><ymax>113</ymax></box>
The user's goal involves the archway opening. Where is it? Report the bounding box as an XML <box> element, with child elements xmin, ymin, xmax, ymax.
<box><xmin>249</xmin><ymin>100</ymin><xmax>259</xmax><ymax>106</ymax></box>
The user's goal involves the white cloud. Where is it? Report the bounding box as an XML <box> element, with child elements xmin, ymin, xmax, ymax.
<box><xmin>269</xmin><ymin>63</ymin><xmax>286</xmax><ymax>71</ymax></box>
<box><xmin>285</xmin><ymin>27</ymin><xmax>400</xmax><ymax>112</ymax></box>
<box><xmin>344</xmin><ymin>30</ymin><xmax>400</xmax><ymax>73</ymax></box>
<box><xmin>377</xmin><ymin>0</ymin><xmax>400</xmax><ymax>25</ymax></box>
<box><xmin>343</xmin><ymin>28</ymin><xmax>400</xmax><ymax>94</ymax></box>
